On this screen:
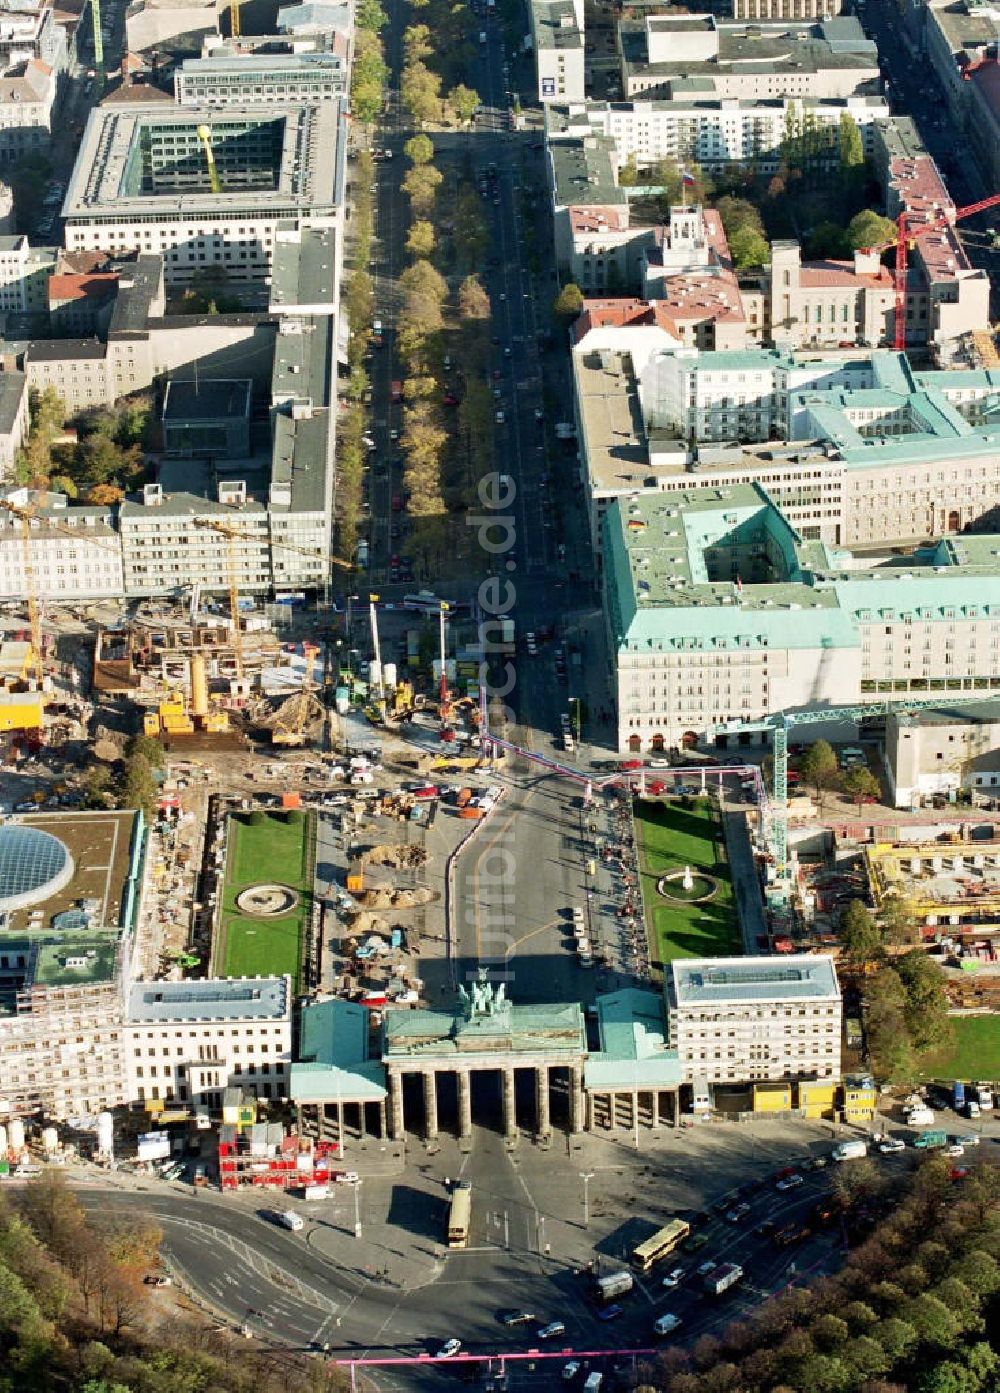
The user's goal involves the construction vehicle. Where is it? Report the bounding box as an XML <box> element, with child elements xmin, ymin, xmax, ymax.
<box><xmin>143</xmin><ymin>655</ymin><xmax>230</xmax><ymax>736</ymax></box>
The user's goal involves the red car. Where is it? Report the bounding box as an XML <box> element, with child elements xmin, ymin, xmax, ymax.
<box><xmin>411</xmin><ymin>785</ymin><xmax>439</xmax><ymax>800</ymax></box>
<box><xmin>391</xmin><ymin>494</ymin><xmax>402</xmax><ymax>513</ymax></box>
<box><xmin>619</xmin><ymin>759</ymin><xmax>642</xmax><ymax>771</ymax></box>
<box><xmin>646</xmin><ymin>779</ymin><xmax>668</xmax><ymax>795</ymax></box>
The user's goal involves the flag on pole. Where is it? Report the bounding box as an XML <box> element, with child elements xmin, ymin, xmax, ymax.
<box><xmin>735</xmin><ymin>575</ymin><xmax>744</xmax><ymax>596</ymax></box>
<box><xmin>681</xmin><ymin>166</ymin><xmax>697</xmax><ymax>187</ymax></box>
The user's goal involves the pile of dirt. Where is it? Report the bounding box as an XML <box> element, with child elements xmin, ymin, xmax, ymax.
<box><xmin>355</xmin><ymin>886</ymin><xmax>436</xmax><ymax>909</ymax></box>
<box><xmin>360</xmin><ymin>844</ymin><xmax>429</xmax><ymax>869</ymax></box>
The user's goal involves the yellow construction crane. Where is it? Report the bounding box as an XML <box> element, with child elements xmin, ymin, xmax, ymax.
<box><xmin>230</xmin><ymin>0</ymin><xmax>241</xmax><ymax>36</ymax></box>
<box><xmin>0</xmin><ymin>498</ymin><xmax>43</xmax><ymax>686</ymax></box>
<box><xmin>196</xmin><ymin>125</ymin><xmax>221</xmax><ymax>196</ymax></box>
<box><xmin>191</xmin><ymin>517</ymin><xmax>354</xmax><ymax>682</ymax></box>
<box><xmin>192</xmin><ymin>517</ymin><xmax>245</xmax><ymax>681</ymax></box>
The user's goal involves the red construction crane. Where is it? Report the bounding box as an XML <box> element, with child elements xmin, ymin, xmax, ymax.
<box><xmin>863</xmin><ymin>192</ymin><xmax>1000</xmax><ymax>351</ymax></box>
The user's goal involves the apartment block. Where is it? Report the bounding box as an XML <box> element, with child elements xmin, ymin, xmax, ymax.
<box><xmin>124</xmin><ymin>977</ymin><xmax>293</xmax><ymax>1109</ymax></box>
<box><xmin>546</xmin><ymin>94</ymin><xmax>889</xmax><ymax>174</ymax></box>
<box><xmin>668</xmin><ymin>956</ymin><xmax>842</xmax><ymax>1086</ymax></box>
<box><xmin>0</xmin><ymin>58</ymin><xmax>55</xmax><ymax>165</ymax></box>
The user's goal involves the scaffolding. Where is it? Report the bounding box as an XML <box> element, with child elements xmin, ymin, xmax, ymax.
<box><xmin>217</xmin><ymin>1124</ymin><xmax>339</xmax><ymax>1191</ymax></box>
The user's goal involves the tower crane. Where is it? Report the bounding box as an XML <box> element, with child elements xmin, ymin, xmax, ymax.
<box><xmin>230</xmin><ymin>0</ymin><xmax>242</xmax><ymax>37</ymax></box>
<box><xmin>721</xmin><ymin>691</ymin><xmax>1000</xmax><ymax>879</ymax></box>
<box><xmin>192</xmin><ymin>517</ymin><xmax>245</xmax><ymax>681</ymax></box>
<box><xmin>0</xmin><ymin>495</ymin><xmax>123</xmax><ymax>692</ymax></box>
<box><xmin>196</xmin><ymin>125</ymin><xmax>222</xmax><ymax>196</ymax></box>
<box><xmin>862</xmin><ymin>191</ymin><xmax>1000</xmax><ymax>352</ymax></box>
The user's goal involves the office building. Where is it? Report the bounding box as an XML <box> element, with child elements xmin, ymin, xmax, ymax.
<box><xmin>62</xmin><ymin>101</ymin><xmax>347</xmax><ymax>293</ymax></box>
<box><xmin>124</xmin><ymin>977</ymin><xmax>292</xmax><ymax>1109</ymax></box>
<box><xmin>529</xmin><ymin>0</ymin><xmax>586</xmax><ymax>103</ymax></box>
<box><xmin>0</xmin><ymin>810</ymin><xmax>146</xmax><ymax>1120</ymax></box>
<box><xmin>0</xmin><ymin>488</ymin><xmax>124</xmax><ymax>601</ymax></box>
<box><xmin>668</xmin><ymin>956</ymin><xmax>842</xmax><ymax>1086</ymax></box>
<box><xmin>175</xmin><ymin>51</ymin><xmax>346</xmax><ymax>106</ymax></box>
<box><xmin>604</xmin><ymin>483</ymin><xmax>1000</xmax><ymax>751</ymax></box>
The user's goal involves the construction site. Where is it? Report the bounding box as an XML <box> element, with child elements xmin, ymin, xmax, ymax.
<box><xmin>864</xmin><ymin>832</ymin><xmax>1000</xmax><ymax>964</ymax></box>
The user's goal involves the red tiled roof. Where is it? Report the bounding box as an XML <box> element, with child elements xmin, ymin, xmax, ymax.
<box><xmin>48</xmin><ymin>272</ymin><xmax>119</xmax><ymax>305</ymax></box>
<box><xmin>798</xmin><ymin>260</ymin><xmax>893</xmax><ymax>289</ymax></box>
<box><xmin>569</xmin><ymin>205</ymin><xmax>630</xmax><ymax>234</ymax></box>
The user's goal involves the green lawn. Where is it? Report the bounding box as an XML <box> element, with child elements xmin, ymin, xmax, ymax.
<box><xmin>218</xmin><ymin>811</ymin><xmax>313</xmax><ymax>987</ymax></box>
<box><xmin>635</xmin><ymin>798</ymin><xmax>740</xmax><ymax>965</ymax></box>
<box><xmin>916</xmin><ymin>1016</ymin><xmax>1000</xmax><ymax>1082</ymax></box>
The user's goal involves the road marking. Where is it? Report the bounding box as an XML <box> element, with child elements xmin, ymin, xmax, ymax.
<box><xmin>502</xmin><ymin>916</ymin><xmax>563</xmax><ymax>957</ymax></box>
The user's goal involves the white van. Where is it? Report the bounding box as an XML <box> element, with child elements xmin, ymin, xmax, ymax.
<box><xmin>655</xmin><ymin>1313</ymin><xmax>683</xmax><ymax>1337</ymax></box>
<box><xmin>584</xmin><ymin>1375</ymin><xmax>604</xmax><ymax>1392</ymax></box>
<box><xmin>278</xmin><ymin>1211</ymin><xmax>304</xmax><ymax>1232</ymax></box>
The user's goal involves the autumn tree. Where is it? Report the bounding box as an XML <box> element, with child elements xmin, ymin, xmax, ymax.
<box><xmin>14</xmin><ymin>385</ymin><xmax>64</xmax><ymax>486</ymax></box>
<box><xmin>841</xmin><ymin>898</ymin><xmax>884</xmax><ymax>968</ymax></box>
<box><xmin>846</xmin><ymin>208</ymin><xmax>897</xmax><ymax>251</ymax></box>
<box><xmin>402</xmin><ymin>162</ymin><xmax>443</xmax><ymax>216</ymax></box>
<box><xmin>865</xmin><ymin>965</ymin><xmax>915</xmax><ymax>1080</ymax></box>
<box><xmin>800</xmin><ymin>739</ymin><xmax>839</xmax><ymax>803</ymax></box>
<box><xmin>843</xmin><ymin>764</ymin><xmax>881</xmax><ymax>813</ymax></box>
<box><xmin>406</xmin><ymin>219</ymin><xmax>436</xmax><ymax>258</ymax></box>
<box><xmin>896</xmin><ymin>950</ymin><xmax>953</xmax><ymax>1053</ymax></box>
<box><xmin>404</xmin><ymin>133</ymin><xmax>434</xmax><ymax>166</ymax></box>
<box><xmin>458</xmin><ymin>274</ymin><xmax>491</xmax><ymax>320</ymax></box>
<box><xmin>553</xmin><ymin>282</ymin><xmax>584</xmax><ymax>320</ymax></box>
<box><xmin>447</xmin><ymin>83</ymin><xmax>479</xmax><ymax>124</ymax></box>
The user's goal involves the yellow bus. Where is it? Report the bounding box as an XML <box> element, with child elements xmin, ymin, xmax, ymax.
<box><xmin>447</xmin><ymin>1184</ymin><xmax>472</xmax><ymax>1248</ymax></box>
<box><xmin>630</xmin><ymin>1218</ymin><xmax>690</xmax><ymax>1273</ymax></box>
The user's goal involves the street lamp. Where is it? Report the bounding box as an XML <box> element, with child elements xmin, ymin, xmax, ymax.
<box><xmin>352</xmin><ymin>1178</ymin><xmax>362</xmax><ymax>1239</ymax></box>
<box><xmin>579</xmin><ymin>1170</ymin><xmax>595</xmax><ymax>1229</ymax></box>
<box><xmin>569</xmin><ymin>695</ymin><xmax>582</xmax><ymax>748</ymax></box>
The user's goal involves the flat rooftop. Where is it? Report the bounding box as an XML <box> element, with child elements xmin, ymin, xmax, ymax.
<box><xmin>672</xmin><ymin>955</ymin><xmax>840</xmax><ymax>1006</ymax></box>
<box><xmin>0</xmin><ymin>810</ymin><xmax>141</xmax><ymax>934</ymax></box>
<box><xmin>127</xmin><ymin>975</ymin><xmax>290</xmax><ymax>1022</ymax></box>
<box><xmin>532</xmin><ymin>0</ymin><xmax>584</xmax><ymax>50</ymax></box>
<box><xmin>620</xmin><ymin>18</ymin><xmax>879</xmax><ymax>79</ymax></box>
<box><xmin>551</xmin><ymin>136</ymin><xmax>624</xmax><ymax>209</ymax></box>
<box><xmin>163</xmin><ymin>378</ymin><xmax>251</xmax><ymax>422</ymax></box>
<box><xmin>63</xmin><ymin>101</ymin><xmax>343</xmax><ymax>222</ymax></box>
<box><xmin>574</xmin><ymin>348</ymin><xmax>652</xmax><ymax>494</ymax></box>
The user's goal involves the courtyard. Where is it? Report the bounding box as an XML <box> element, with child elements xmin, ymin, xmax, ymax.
<box><xmin>634</xmin><ymin>797</ymin><xmax>740</xmax><ymax>966</ymax></box>
<box><xmin>216</xmin><ymin>809</ymin><xmax>314</xmax><ymax>988</ymax></box>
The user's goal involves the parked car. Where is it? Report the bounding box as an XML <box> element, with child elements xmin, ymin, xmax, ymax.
<box><xmin>435</xmin><ymin>1338</ymin><xmax>462</xmax><ymax>1359</ymax></box>
<box><xmin>776</xmin><ymin>1173</ymin><xmax>804</xmax><ymax>1192</ymax></box>
<box><xmin>661</xmin><ymin>1266</ymin><xmax>686</xmax><ymax>1289</ymax></box>
<box><xmin>538</xmin><ymin>1321</ymin><xmax>567</xmax><ymax>1340</ymax></box>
